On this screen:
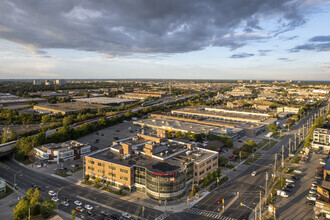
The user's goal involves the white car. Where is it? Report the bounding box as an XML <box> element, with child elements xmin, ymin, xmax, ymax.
<box><xmin>85</xmin><ymin>205</ymin><xmax>93</xmax><ymax>210</ymax></box>
<box><xmin>286</xmin><ymin>178</ymin><xmax>295</xmax><ymax>183</ymax></box>
<box><xmin>293</xmin><ymin>169</ymin><xmax>302</xmax><ymax>174</ymax></box>
<box><xmin>74</xmin><ymin>200</ymin><xmax>82</xmax><ymax>206</ymax></box>
<box><xmin>251</xmin><ymin>171</ymin><xmax>257</xmax><ymax>176</ymax></box>
<box><xmin>61</xmin><ymin>201</ymin><xmax>69</xmax><ymax>207</ymax></box>
<box><xmin>48</xmin><ymin>190</ymin><xmax>56</xmax><ymax>196</ymax></box>
<box><xmin>51</xmin><ymin>197</ymin><xmax>59</xmax><ymax>202</ymax></box>
<box><xmin>307</xmin><ymin>196</ymin><xmax>317</xmax><ymax>201</ymax></box>
<box><xmin>311</xmin><ymin>186</ymin><xmax>317</xmax><ymax>191</ymax></box>
<box><xmin>320</xmin><ymin>161</ymin><xmax>326</xmax><ymax>165</ymax></box>
<box><xmin>309</xmin><ymin>189</ymin><xmax>317</xmax><ymax>194</ymax></box>
<box><xmin>122</xmin><ymin>213</ymin><xmax>131</xmax><ymax>219</ymax></box>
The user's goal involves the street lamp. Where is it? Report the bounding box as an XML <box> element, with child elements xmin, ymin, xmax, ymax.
<box><xmin>14</xmin><ymin>170</ymin><xmax>21</xmax><ymax>189</ymax></box>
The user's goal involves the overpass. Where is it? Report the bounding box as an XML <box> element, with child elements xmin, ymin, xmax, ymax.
<box><xmin>0</xmin><ymin>140</ymin><xmax>16</xmax><ymax>158</ymax></box>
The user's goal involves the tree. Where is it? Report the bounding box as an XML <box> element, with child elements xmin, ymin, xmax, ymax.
<box><xmin>286</xmin><ymin>118</ymin><xmax>295</xmax><ymax>128</ymax></box>
<box><xmin>13</xmin><ymin>199</ymin><xmax>29</xmax><ymax>220</ymax></box>
<box><xmin>203</xmin><ymin>177</ymin><xmax>208</xmax><ymax>186</ymax></box>
<box><xmin>41</xmin><ymin>115</ymin><xmax>51</xmax><ymax>123</ymax></box>
<box><xmin>71</xmin><ymin>210</ymin><xmax>76</xmax><ymax>220</ymax></box>
<box><xmin>241</xmin><ymin>140</ymin><xmax>257</xmax><ymax>153</ymax></box>
<box><xmin>94</xmin><ymin>177</ymin><xmax>101</xmax><ymax>185</ymax></box>
<box><xmin>84</xmin><ymin>174</ymin><xmax>90</xmax><ymax>183</ymax></box>
<box><xmin>63</xmin><ymin>115</ymin><xmax>74</xmax><ymax>126</ymax></box>
<box><xmin>225</xmin><ymin>139</ymin><xmax>233</xmax><ymax>148</ymax></box>
<box><xmin>217</xmin><ymin>168</ymin><xmax>221</xmax><ymax>177</ymax></box>
<box><xmin>175</xmin><ymin>131</ymin><xmax>182</xmax><ymax>138</ymax></box>
<box><xmin>26</xmin><ymin>188</ymin><xmax>34</xmax><ymax>201</ymax></box>
<box><xmin>268</xmin><ymin>123</ymin><xmax>278</xmax><ymax>134</ymax></box>
<box><xmin>30</xmin><ymin>188</ymin><xmax>43</xmax><ymax>207</ymax></box>
<box><xmin>207</xmin><ymin>172</ymin><xmax>213</xmax><ymax>183</ymax></box>
<box><xmin>40</xmin><ymin>200</ymin><xmax>57</xmax><ymax>218</ymax></box>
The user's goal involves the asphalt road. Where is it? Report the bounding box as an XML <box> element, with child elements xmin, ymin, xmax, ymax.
<box><xmin>0</xmin><ymin>158</ymin><xmax>162</xmax><ymax>220</ymax></box>
<box><xmin>171</xmin><ymin>104</ymin><xmax>328</xmax><ymax>220</ymax></box>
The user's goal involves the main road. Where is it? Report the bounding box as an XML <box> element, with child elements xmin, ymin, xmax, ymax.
<box><xmin>171</xmin><ymin>103</ymin><xmax>328</xmax><ymax>220</ymax></box>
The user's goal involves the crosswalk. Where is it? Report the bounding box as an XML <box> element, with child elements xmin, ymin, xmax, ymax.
<box><xmin>155</xmin><ymin>213</ymin><xmax>170</xmax><ymax>220</ymax></box>
<box><xmin>186</xmin><ymin>208</ymin><xmax>237</xmax><ymax>220</ymax></box>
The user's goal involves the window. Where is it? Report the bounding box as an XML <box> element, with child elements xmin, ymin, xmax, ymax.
<box><xmin>199</xmin><ymin>170</ymin><xmax>205</xmax><ymax>175</ymax></box>
<box><xmin>88</xmin><ymin>160</ymin><xmax>94</xmax><ymax>164</ymax></box>
<box><xmin>108</xmin><ymin>165</ymin><xmax>116</xmax><ymax>170</ymax></box>
<box><xmin>120</xmin><ymin>168</ymin><xmax>128</xmax><ymax>174</ymax></box>
<box><xmin>213</xmin><ymin>162</ymin><xmax>217</xmax><ymax>167</ymax></box>
<box><xmin>108</xmin><ymin>172</ymin><xmax>116</xmax><ymax>177</ymax></box>
<box><xmin>98</xmin><ymin>169</ymin><xmax>104</xmax><ymax>174</ymax></box>
<box><xmin>206</xmin><ymin>159</ymin><xmax>211</xmax><ymax>164</ymax></box>
<box><xmin>87</xmin><ymin>166</ymin><xmax>94</xmax><ymax>171</ymax></box>
<box><xmin>200</xmin><ymin>163</ymin><xmax>205</xmax><ymax>168</ymax></box>
<box><xmin>213</xmin><ymin>156</ymin><xmax>217</xmax><ymax>161</ymax></box>
<box><xmin>98</xmin><ymin>162</ymin><xmax>104</xmax><ymax>167</ymax></box>
<box><xmin>120</xmin><ymin>176</ymin><xmax>128</xmax><ymax>181</ymax></box>
<box><xmin>206</xmin><ymin>166</ymin><xmax>211</xmax><ymax>171</ymax></box>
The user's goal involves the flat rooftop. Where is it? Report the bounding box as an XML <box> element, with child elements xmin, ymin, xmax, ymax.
<box><xmin>34</xmin><ymin>102</ymin><xmax>109</xmax><ymax>112</ymax></box>
<box><xmin>37</xmin><ymin>140</ymin><xmax>89</xmax><ymax>152</ymax></box>
<box><xmin>74</xmin><ymin>97</ymin><xmax>137</xmax><ymax>105</ymax></box>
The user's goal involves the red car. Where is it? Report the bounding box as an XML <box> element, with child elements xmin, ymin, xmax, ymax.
<box><xmin>228</xmin><ymin>155</ymin><xmax>235</xmax><ymax>160</ymax></box>
<box><xmin>217</xmin><ymin>198</ymin><xmax>223</xmax><ymax>204</ymax></box>
<box><xmin>316</xmin><ymin>167</ymin><xmax>324</xmax><ymax>172</ymax></box>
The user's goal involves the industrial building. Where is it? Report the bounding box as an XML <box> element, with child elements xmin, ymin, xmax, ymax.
<box><xmin>133</xmin><ymin>117</ymin><xmax>244</xmax><ymax>140</ymax></box>
<box><xmin>33</xmin><ymin>102</ymin><xmax>110</xmax><ymax>115</ymax></box>
<box><xmin>84</xmin><ymin>129</ymin><xmax>218</xmax><ymax>201</ymax></box>
<box><xmin>277</xmin><ymin>107</ymin><xmax>301</xmax><ymax>114</ymax></box>
<box><xmin>35</xmin><ymin>140</ymin><xmax>91</xmax><ymax>164</ymax></box>
<box><xmin>171</xmin><ymin>107</ymin><xmax>276</xmax><ymax>125</ymax></box>
<box><xmin>312</xmin><ymin>128</ymin><xmax>330</xmax><ymax>152</ymax></box>
<box><xmin>0</xmin><ymin>97</ymin><xmax>47</xmax><ymax>107</ymax></box>
<box><xmin>117</xmin><ymin>91</ymin><xmax>166</xmax><ymax>100</ymax></box>
<box><xmin>74</xmin><ymin>97</ymin><xmax>138</xmax><ymax>106</ymax></box>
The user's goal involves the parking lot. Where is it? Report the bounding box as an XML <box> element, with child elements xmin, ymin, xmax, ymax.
<box><xmin>274</xmin><ymin>152</ymin><xmax>327</xmax><ymax>220</ymax></box>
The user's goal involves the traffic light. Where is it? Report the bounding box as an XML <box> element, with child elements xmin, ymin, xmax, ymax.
<box><xmin>222</xmin><ymin>199</ymin><xmax>224</xmax><ymax>204</ymax></box>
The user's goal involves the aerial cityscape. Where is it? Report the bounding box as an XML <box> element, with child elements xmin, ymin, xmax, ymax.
<box><xmin>0</xmin><ymin>1</ymin><xmax>330</xmax><ymax>220</ymax></box>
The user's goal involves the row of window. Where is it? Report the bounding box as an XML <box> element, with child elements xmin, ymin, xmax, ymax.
<box><xmin>120</xmin><ymin>168</ymin><xmax>128</xmax><ymax>174</ymax></box>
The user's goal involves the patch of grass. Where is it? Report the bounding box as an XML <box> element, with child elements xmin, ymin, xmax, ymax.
<box><xmin>266</xmin><ymin>177</ymin><xmax>286</xmax><ymax>205</ymax></box>
<box><xmin>81</xmin><ymin>181</ymin><xmax>93</xmax><ymax>185</ymax></box>
<box><xmin>244</xmin><ymin>153</ymin><xmax>262</xmax><ymax>165</ymax></box>
<box><xmin>0</xmin><ymin>186</ymin><xmax>14</xmax><ymax>200</ymax></box>
<box><xmin>257</xmin><ymin>139</ymin><xmax>269</xmax><ymax>148</ymax></box>
<box><xmin>262</xmin><ymin>141</ymin><xmax>278</xmax><ymax>151</ymax></box>
<box><xmin>104</xmin><ymin>187</ymin><xmax>127</xmax><ymax>196</ymax></box>
<box><xmin>21</xmin><ymin>159</ymin><xmax>32</xmax><ymax>165</ymax></box>
<box><xmin>54</xmin><ymin>171</ymin><xmax>69</xmax><ymax>177</ymax></box>
<box><xmin>290</xmin><ymin>156</ymin><xmax>301</xmax><ymax>164</ymax></box>
<box><xmin>73</xmin><ymin>167</ymin><xmax>83</xmax><ymax>173</ymax></box>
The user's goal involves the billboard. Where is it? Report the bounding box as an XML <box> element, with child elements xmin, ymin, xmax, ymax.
<box><xmin>317</xmin><ymin>186</ymin><xmax>330</xmax><ymax>199</ymax></box>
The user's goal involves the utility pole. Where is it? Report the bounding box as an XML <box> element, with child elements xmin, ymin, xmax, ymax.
<box><xmin>265</xmin><ymin>172</ymin><xmax>268</xmax><ymax>205</ymax></box>
<box><xmin>259</xmin><ymin>191</ymin><xmax>262</xmax><ymax>220</ymax></box>
<box><xmin>288</xmin><ymin>138</ymin><xmax>291</xmax><ymax>156</ymax></box>
<box><xmin>274</xmin><ymin>154</ymin><xmax>277</xmax><ymax>179</ymax></box>
<box><xmin>281</xmin><ymin>145</ymin><xmax>284</xmax><ymax>168</ymax></box>
<box><xmin>294</xmin><ymin>132</ymin><xmax>297</xmax><ymax>151</ymax></box>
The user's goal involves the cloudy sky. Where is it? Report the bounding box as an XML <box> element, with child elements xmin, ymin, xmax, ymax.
<box><xmin>0</xmin><ymin>0</ymin><xmax>330</xmax><ymax>80</ymax></box>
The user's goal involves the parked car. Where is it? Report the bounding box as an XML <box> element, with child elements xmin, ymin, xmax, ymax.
<box><xmin>122</xmin><ymin>213</ymin><xmax>131</xmax><ymax>219</ymax></box>
<box><xmin>87</xmin><ymin>210</ymin><xmax>96</xmax><ymax>216</ymax></box>
<box><xmin>85</xmin><ymin>205</ymin><xmax>93</xmax><ymax>210</ymax></box>
<box><xmin>251</xmin><ymin>171</ymin><xmax>257</xmax><ymax>176</ymax></box>
<box><xmin>51</xmin><ymin>197</ymin><xmax>59</xmax><ymax>202</ymax></box>
<box><xmin>277</xmin><ymin>190</ymin><xmax>289</xmax><ymax>198</ymax></box>
<box><xmin>311</xmin><ymin>186</ymin><xmax>317</xmax><ymax>191</ymax></box>
<box><xmin>309</xmin><ymin>189</ymin><xmax>317</xmax><ymax>194</ymax></box>
<box><xmin>315</xmin><ymin>175</ymin><xmax>322</xmax><ymax>180</ymax></box>
<box><xmin>111</xmin><ymin>214</ymin><xmax>120</xmax><ymax>220</ymax></box>
<box><xmin>228</xmin><ymin>155</ymin><xmax>235</xmax><ymax>160</ymax></box>
<box><xmin>292</xmin><ymin>175</ymin><xmax>300</xmax><ymax>180</ymax></box>
<box><xmin>293</xmin><ymin>169</ymin><xmax>302</xmax><ymax>174</ymax></box>
<box><xmin>307</xmin><ymin>196</ymin><xmax>317</xmax><ymax>201</ymax></box>
<box><xmin>48</xmin><ymin>190</ymin><xmax>56</xmax><ymax>196</ymax></box>
<box><xmin>283</xmin><ymin>187</ymin><xmax>292</xmax><ymax>192</ymax></box>
<box><xmin>286</xmin><ymin>183</ymin><xmax>295</xmax><ymax>188</ymax></box>
<box><xmin>76</xmin><ymin>206</ymin><xmax>85</xmax><ymax>213</ymax></box>
<box><xmin>61</xmin><ymin>201</ymin><xmax>69</xmax><ymax>207</ymax></box>
<box><xmin>313</xmin><ymin>180</ymin><xmax>322</xmax><ymax>185</ymax></box>
<box><xmin>286</xmin><ymin>178</ymin><xmax>295</xmax><ymax>183</ymax></box>
<box><xmin>31</xmin><ymin>183</ymin><xmax>37</xmax><ymax>188</ymax></box>
<box><xmin>320</xmin><ymin>161</ymin><xmax>326</xmax><ymax>165</ymax></box>
<box><xmin>306</xmin><ymin>200</ymin><xmax>315</xmax><ymax>206</ymax></box>
<box><xmin>74</xmin><ymin>200</ymin><xmax>82</xmax><ymax>206</ymax></box>
<box><xmin>101</xmin><ymin>210</ymin><xmax>109</xmax><ymax>216</ymax></box>
<box><xmin>316</xmin><ymin>167</ymin><xmax>324</xmax><ymax>172</ymax></box>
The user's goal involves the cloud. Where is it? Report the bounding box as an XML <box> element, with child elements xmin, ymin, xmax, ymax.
<box><xmin>230</xmin><ymin>53</ymin><xmax>254</xmax><ymax>58</ymax></box>
<box><xmin>258</xmin><ymin>49</ymin><xmax>272</xmax><ymax>56</ymax></box>
<box><xmin>0</xmin><ymin>0</ymin><xmax>323</xmax><ymax>56</ymax></box>
<box><xmin>290</xmin><ymin>35</ymin><xmax>330</xmax><ymax>52</ymax></box>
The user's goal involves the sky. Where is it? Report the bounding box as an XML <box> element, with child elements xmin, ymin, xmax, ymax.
<box><xmin>0</xmin><ymin>0</ymin><xmax>330</xmax><ymax>80</ymax></box>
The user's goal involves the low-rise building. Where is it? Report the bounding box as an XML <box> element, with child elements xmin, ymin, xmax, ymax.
<box><xmin>312</xmin><ymin>128</ymin><xmax>330</xmax><ymax>152</ymax></box>
<box><xmin>277</xmin><ymin>107</ymin><xmax>301</xmax><ymax>114</ymax></box>
<box><xmin>84</xmin><ymin>129</ymin><xmax>218</xmax><ymax>201</ymax></box>
<box><xmin>35</xmin><ymin>140</ymin><xmax>91</xmax><ymax>164</ymax></box>
<box><xmin>0</xmin><ymin>179</ymin><xmax>6</xmax><ymax>195</ymax></box>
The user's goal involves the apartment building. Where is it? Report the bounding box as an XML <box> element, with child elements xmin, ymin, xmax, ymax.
<box><xmin>312</xmin><ymin>128</ymin><xmax>330</xmax><ymax>152</ymax></box>
<box><xmin>84</xmin><ymin>129</ymin><xmax>218</xmax><ymax>201</ymax></box>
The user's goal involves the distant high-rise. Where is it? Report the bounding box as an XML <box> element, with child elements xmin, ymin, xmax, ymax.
<box><xmin>256</xmin><ymin>80</ymin><xmax>261</xmax><ymax>83</ymax></box>
<box><xmin>237</xmin><ymin>80</ymin><xmax>243</xmax><ymax>83</ymax></box>
<box><xmin>250</xmin><ymin>80</ymin><xmax>253</xmax><ymax>83</ymax></box>
<box><xmin>54</xmin><ymin>79</ymin><xmax>67</xmax><ymax>85</ymax></box>
<box><xmin>45</xmin><ymin>80</ymin><xmax>51</xmax><ymax>85</ymax></box>
<box><xmin>33</xmin><ymin>80</ymin><xmax>42</xmax><ymax>85</ymax></box>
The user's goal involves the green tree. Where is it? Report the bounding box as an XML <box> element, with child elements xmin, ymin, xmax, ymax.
<box><xmin>71</xmin><ymin>210</ymin><xmax>76</xmax><ymax>220</ymax></box>
<box><xmin>225</xmin><ymin>139</ymin><xmax>233</xmax><ymax>148</ymax></box>
<box><xmin>207</xmin><ymin>172</ymin><xmax>212</xmax><ymax>183</ymax></box>
<box><xmin>98</xmin><ymin>118</ymin><xmax>107</xmax><ymax>127</ymax></box>
<box><xmin>41</xmin><ymin>115</ymin><xmax>51</xmax><ymax>123</ymax></box>
<box><xmin>84</xmin><ymin>174</ymin><xmax>90</xmax><ymax>183</ymax></box>
<box><xmin>94</xmin><ymin>177</ymin><xmax>101</xmax><ymax>185</ymax></box>
<box><xmin>13</xmin><ymin>199</ymin><xmax>29</xmax><ymax>220</ymax></box>
<box><xmin>26</xmin><ymin>188</ymin><xmax>34</xmax><ymax>201</ymax></box>
<box><xmin>241</xmin><ymin>140</ymin><xmax>257</xmax><ymax>153</ymax></box>
<box><xmin>63</xmin><ymin>115</ymin><xmax>74</xmax><ymax>126</ymax></box>
<box><xmin>30</xmin><ymin>188</ymin><xmax>43</xmax><ymax>207</ymax></box>
<box><xmin>175</xmin><ymin>131</ymin><xmax>182</xmax><ymax>138</ymax></box>
<box><xmin>217</xmin><ymin>168</ymin><xmax>221</xmax><ymax>177</ymax></box>
<box><xmin>40</xmin><ymin>200</ymin><xmax>57</xmax><ymax>218</ymax></box>
<box><xmin>268</xmin><ymin>123</ymin><xmax>278</xmax><ymax>134</ymax></box>
<box><xmin>203</xmin><ymin>177</ymin><xmax>208</xmax><ymax>186</ymax></box>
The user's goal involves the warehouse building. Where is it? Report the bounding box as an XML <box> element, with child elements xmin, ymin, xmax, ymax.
<box><xmin>84</xmin><ymin>129</ymin><xmax>218</xmax><ymax>201</ymax></box>
<box><xmin>74</xmin><ymin>97</ymin><xmax>137</xmax><ymax>106</ymax></box>
<box><xmin>33</xmin><ymin>102</ymin><xmax>110</xmax><ymax>115</ymax></box>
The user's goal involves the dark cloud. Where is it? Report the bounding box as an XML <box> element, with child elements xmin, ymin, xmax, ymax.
<box><xmin>290</xmin><ymin>35</ymin><xmax>330</xmax><ymax>52</ymax></box>
<box><xmin>258</xmin><ymin>49</ymin><xmax>272</xmax><ymax>56</ymax></box>
<box><xmin>230</xmin><ymin>53</ymin><xmax>254</xmax><ymax>58</ymax></box>
<box><xmin>0</xmin><ymin>0</ymin><xmax>319</xmax><ymax>56</ymax></box>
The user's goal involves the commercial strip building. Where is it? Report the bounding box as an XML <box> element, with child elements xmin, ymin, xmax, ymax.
<box><xmin>74</xmin><ymin>97</ymin><xmax>138</xmax><ymax>106</ymax></box>
<box><xmin>149</xmin><ymin>113</ymin><xmax>266</xmax><ymax>137</ymax></box>
<box><xmin>0</xmin><ymin>179</ymin><xmax>6</xmax><ymax>195</ymax></box>
<box><xmin>33</xmin><ymin>102</ymin><xmax>110</xmax><ymax>115</ymax></box>
<box><xmin>171</xmin><ymin>107</ymin><xmax>276</xmax><ymax>125</ymax></box>
<box><xmin>133</xmin><ymin>117</ymin><xmax>244</xmax><ymax>140</ymax></box>
<box><xmin>84</xmin><ymin>129</ymin><xmax>218</xmax><ymax>200</ymax></box>
<box><xmin>312</xmin><ymin>128</ymin><xmax>330</xmax><ymax>152</ymax></box>
<box><xmin>34</xmin><ymin>140</ymin><xmax>91</xmax><ymax>164</ymax></box>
